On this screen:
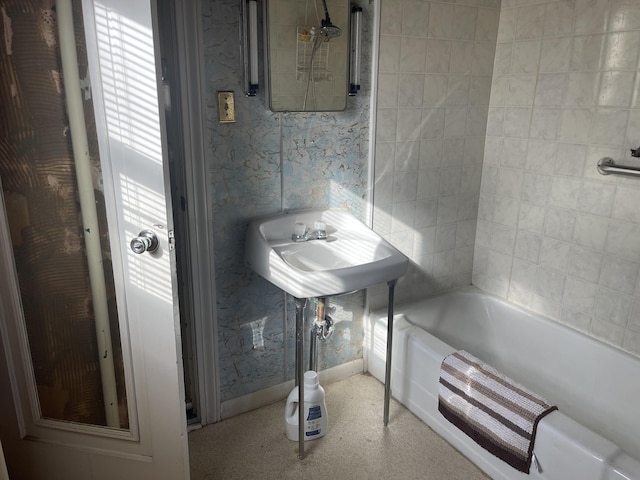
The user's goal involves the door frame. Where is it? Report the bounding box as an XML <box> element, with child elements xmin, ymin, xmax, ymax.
<box><xmin>169</xmin><ymin>0</ymin><xmax>220</xmax><ymax>426</ymax></box>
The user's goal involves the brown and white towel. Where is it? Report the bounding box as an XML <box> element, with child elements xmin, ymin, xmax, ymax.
<box><xmin>438</xmin><ymin>350</ymin><xmax>557</xmax><ymax>474</ymax></box>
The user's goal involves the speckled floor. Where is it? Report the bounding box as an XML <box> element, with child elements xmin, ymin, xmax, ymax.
<box><xmin>189</xmin><ymin>374</ymin><xmax>489</xmax><ymax>480</ymax></box>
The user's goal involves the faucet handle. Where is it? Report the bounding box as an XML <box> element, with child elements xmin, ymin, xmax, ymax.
<box><xmin>291</xmin><ymin>222</ymin><xmax>307</xmax><ymax>242</ymax></box>
<box><xmin>294</xmin><ymin>222</ymin><xmax>307</xmax><ymax>236</ymax></box>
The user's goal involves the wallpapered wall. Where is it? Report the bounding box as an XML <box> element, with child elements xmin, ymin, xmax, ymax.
<box><xmin>201</xmin><ymin>0</ymin><xmax>374</xmax><ymax>401</ymax></box>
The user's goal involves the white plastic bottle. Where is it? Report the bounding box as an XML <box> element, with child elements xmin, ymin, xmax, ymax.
<box><xmin>284</xmin><ymin>370</ymin><xmax>328</xmax><ymax>441</ymax></box>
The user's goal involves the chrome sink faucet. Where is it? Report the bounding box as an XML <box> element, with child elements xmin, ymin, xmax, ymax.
<box><xmin>291</xmin><ymin>221</ymin><xmax>327</xmax><ymax>242</ymax></box>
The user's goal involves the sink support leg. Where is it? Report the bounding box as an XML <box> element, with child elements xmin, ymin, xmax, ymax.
<box><xmin>294</xmin><ymin>296</ymin><xmax>307</xmax><ymax>459</ymax></box>
<box><xmin>384</xmin><ymin>279</ymin><xmax>397</xmax><ymax>427</ymax></box>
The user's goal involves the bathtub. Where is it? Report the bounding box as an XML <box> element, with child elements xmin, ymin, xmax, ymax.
<box><xmin>366</xmin><ymin>288</ymin><xmax>640</xmax><ymax>480</ymax></box>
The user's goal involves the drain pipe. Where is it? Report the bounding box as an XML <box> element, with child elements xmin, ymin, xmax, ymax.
<box><xmin>309</xmin><ymin>297</ymin><xmax>334</xmax><ymax>372</ymax></box>
<box><xmin>309</xmin><ymin>298</ymin><xmax>325</xmax><ymax>372</ymax></box>
<box><xmin>57</xmin><ymin>0</ymin><xmax>120</xmax><ymax>428</ymax></box>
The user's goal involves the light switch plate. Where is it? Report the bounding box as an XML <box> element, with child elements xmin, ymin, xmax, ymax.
<box><xmin>217</xmin><ymin>91</ymin><xmax>236</xmax><ymax>123</ymax></box>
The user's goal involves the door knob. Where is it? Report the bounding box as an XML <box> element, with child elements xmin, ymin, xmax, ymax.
<box><xmin>130</xmin><ymin>230</ymin><xmax>159</xmax><ymax>254</ymax></box>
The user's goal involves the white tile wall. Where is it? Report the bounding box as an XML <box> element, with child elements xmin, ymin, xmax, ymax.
<box><xmin>473</xmin><ymin>0</ymin><xmax>640</xmax><ymax>357</ymax></box>
<box><xmin>372</xmin><ymin>0</ymin><xmax>500</xmax><ymax>307</ymax></box>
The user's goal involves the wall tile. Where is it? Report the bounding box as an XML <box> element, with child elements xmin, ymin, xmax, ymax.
<box><xmin>536</xmin><ymin>266</ymin><xmax>566</xmax><ymax>302</ymax></box>
<box><xmin>400</xmin><ymin>37</ymin><xmax>428</xmax><ymax>72</ymax></box>
<box><xmin>453</xmin><ymin>5</ymin><xmax>479</xmax><ymax>41</ymax></box>
<box><xmin>589</xmin><ymin>109</ymin><xmax>629</xmax><ymax>145</ymax></box>
<box><xmin>539</xmin><ymin>237</ymin><xmax>571</xmax><ymax>271</ymax></box>
<box><xmin>598</xmin><ymin>72</ymin><xmax>635</xmax><ymax>108</ymax></box>
<box><xmin>613</xmin><ymin>186</ymin><xmax>640</xmax><ymax>224</ymax></box>
<box><xmin>600</xmin><ymin>255</ymin><xmax>640</xmax><ymax>295</ymax></box>
<box><xmin>543</xmin><ymin>0</ymin><xmax>575</xmax><ymax>37</ymax></box>
<box><xmin>497</xmin><ymin>7</ymin><xmax>516</xmax><ymax>43</ymax></box>
<box><xmin>379</xmin><ymin>35</ymin><xmax>402</xmax><ymax>72</ymax></box>
<box><xmin>540</xmin><ymin>37</ymin><xmax>572</xmax><ymax>73</ymax></box>
<box><xmin>594</xmin><ymin>288</ymin><xmax>633</xmax><ymax>326</ymax></box>
<box><xmin>564</xmin><ymin>72</ymin><xmax>598</xmax><ymax>108</ymax></box>
<box><xmin>477</xmin><ymin>8</ymin><xmax>500</xmax><ymax>43</ymax></box>
<box><xmin>573</xmin><ymin>213</ymin><xmax>608</xmax><ymax>251</ymax></box>
<box><xmin>493</xmin><ymin>196</ymin><xmax>520</xmax><ymax>226</ymax></box>
<box><xmin>426</xmin><ymin>39</ymin><xmax>452</xmax><ymax>73</ymax></box>
<box><xmin>543</xmin><ymin>206</ymin><xmax>576</xmax><ymax>242</ymax></box>
<box><xmin>559</xmin><ymin>109</ymin><xmax>592</xmax><ymax>143</ymax></box>
<box><xmin>591</xmin><ymin>318</ymin><xmax>625</xmax><ymax>347</ymax></box>
<box><xmin>570</xmin><ymin>34</ymin><xmax>605</xmax><ymax>71</ymax></box>
<box><xmin>560</xmin><ymin>307</ymin><xmax>593</xmax><ymax>332</ymax></box>
<box><xmin>574</xmin><ymin>0</ymin><xmax>610</xmax><ymax>34</ymax></box>
<box><xmin>511</xmin><ymin>40</ymin><xmax>541</xmax><ymax>74</ymax></box>
<box><xmin>567</xmin><ymin>245</ymin><xmax>603</xmax><ymax>282</ymax></box>
<box><xmin>423</xmin><ymin>74</ymin><xmax>449</xmax><ymax>106</ymax></box>
<box><xmin>609</xmin><ymin>0</ymin><xmax>640</xmax><ymax>32</ymax></box>
<box><xmin>381</xmin><ymin>0</ymin><xmax>403</xmax><ymax>34</ymax></box>
<box><xmin>518</xmin><ymin>201</ymin><xmax>546</xmax><ymax>233</ymax></box>
<box><xmin>374</xmin><ymin>0</ymin><xmax>640</xmax><ymax>364</ymax></box>
<box><xmin>577</xmin><ymin>181</ymin><xmax>615</xmax><ymax>216</ymax></box>
<box><xmin>563</xmin><ymin>276</ymin><xmax>598</xmax><ymax>313</ymax></box>
<box><xmin>399</xmin><ymin>74</ymin><xmax>426</xmax><ymax>107</ymax></box>
<box><xmin>429</xmin><ymin>3</ymin><xmax>455</xmax><ymax>39</ymax></box>
<box><xmin>515</xmin><ymin>4</ymin><xmax>545</xmax><ymax>40</ymax></box>
<box><xmin>402</xmin><ymin>0</ymin><xmax>430</xmax><ymax>36</ymax></box>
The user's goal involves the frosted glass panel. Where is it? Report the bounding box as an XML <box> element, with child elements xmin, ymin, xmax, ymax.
<box><xmin>0</xmin><ymin>1</ymin><xmax>128</xmax><ymax>429</ymax></box>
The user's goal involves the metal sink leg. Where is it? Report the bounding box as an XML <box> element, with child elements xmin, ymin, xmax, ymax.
<box><xmin>294</xmin><ymin>296</ymin><xmax>307</xmax><ymax>459</ymax></box>
<box><xmin>384</xmin><ymin>279</ymin><xmax>397</xmax><ymax>426</ymax></box>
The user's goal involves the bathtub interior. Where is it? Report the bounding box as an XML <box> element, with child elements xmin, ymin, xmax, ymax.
<box><xmin>366</xmin><ymin>289</ymin><xmax>640</xmax><ymax>480</ymax></box>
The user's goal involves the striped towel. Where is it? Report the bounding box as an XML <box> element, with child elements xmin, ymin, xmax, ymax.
<box><xmin>438</xmin><ymin>350</ymin><xmax>557</xmax><ymax>474</ymax></box>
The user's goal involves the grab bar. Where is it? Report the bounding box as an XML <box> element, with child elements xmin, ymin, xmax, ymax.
<box><xmin>597</xmin><ymin>157</ymin><xmax>640</xmax><ymax>177</ymax></box>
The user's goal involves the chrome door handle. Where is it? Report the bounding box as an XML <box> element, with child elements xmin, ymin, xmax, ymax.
<box><xmin>130</xmin><ymin>230</ymin><xmax>159</xmax><ymax>254</ymax></box>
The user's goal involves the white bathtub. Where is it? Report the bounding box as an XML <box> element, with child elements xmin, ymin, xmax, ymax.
<box><xmin>366</xmin><ymin>288</ymin><xmax>640</xmax><ymax>480</ymax></box>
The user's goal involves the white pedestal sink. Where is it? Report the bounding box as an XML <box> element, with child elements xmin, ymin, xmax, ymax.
<box><xmin>245</xmin><ymin>208</ymin><xmax>409</xmax><ymax>459</ymax></box>
<box><xmin>245</xmin><ymin>208</ymin><xmax>409</xmax><ymax>298</ymax></box>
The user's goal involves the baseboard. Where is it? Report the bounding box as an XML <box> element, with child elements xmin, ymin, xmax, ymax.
<box><xmin>220</xmin><ymin>359</ymin><xmax>364</xmax><ymax>420</ymax></box>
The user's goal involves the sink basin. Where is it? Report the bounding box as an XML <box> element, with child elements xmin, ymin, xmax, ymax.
<box><xmin>245</xmin><ymin>208</ymin><xmax>409</xmax><ymax>298</ymax></box>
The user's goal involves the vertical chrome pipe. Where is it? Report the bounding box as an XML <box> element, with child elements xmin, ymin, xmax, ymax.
<box><xmin>294</xmin><ymin>297</ymin><xmax>307</xmax><ymax>459</ymax></box>
<box><xmin>309</xmin><ymin>297</ymin><xmax>325</xmax><ymax>372</ymax></box>
<box><xmin>309</xmin><ymin>324</ymin><xmax>317</xmax><ymax>373</ymax></box>
<box><xmin>384</xmin><ymin>279</ymin><xmax>397</xmax><ymax>426</ymax></box>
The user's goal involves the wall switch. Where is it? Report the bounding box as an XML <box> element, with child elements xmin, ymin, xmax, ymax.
<box><xmin>217</xmin><ymin>91</ymin><xmax>236</xmax><ymax>123</ymax></box>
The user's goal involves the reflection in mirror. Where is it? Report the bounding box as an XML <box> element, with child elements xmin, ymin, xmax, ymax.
<box><xmin>267</xmin><ymin>0</ymin><xmax>350</xmax><ymax>111</ymax></box>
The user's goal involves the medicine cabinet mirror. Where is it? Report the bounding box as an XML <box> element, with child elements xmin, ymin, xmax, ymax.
<box><xmin>266</xmin><ymin>0</ymin><xmax>350</xmax><ymax>112</ymax></box>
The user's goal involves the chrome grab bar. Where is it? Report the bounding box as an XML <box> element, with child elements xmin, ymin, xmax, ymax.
<box><xmin>597</xmin><ymin>157</ymin><xmax>640</xmax><ymax>177</ymax></box>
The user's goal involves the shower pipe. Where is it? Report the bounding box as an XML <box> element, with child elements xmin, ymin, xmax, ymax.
<box><xmin>57</xmin><ymin>0</ymin><xmax>120</xmax><ymax>428</ymax></box>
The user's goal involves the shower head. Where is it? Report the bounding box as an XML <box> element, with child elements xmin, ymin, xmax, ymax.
<box><xmin>319</xmin><ymin>0</ymin><xmax>342</xmax><ymax>38</ymax></box>
<box><xmin>320</xmin><ymin>24</ymin><xmax>342</xmax><ymax>38</ymax></box>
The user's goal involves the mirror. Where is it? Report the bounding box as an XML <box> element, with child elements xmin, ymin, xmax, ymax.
<box><xmin>266</xmin><ymin>0</ymin><xmax>350</xmax><ymax>112</ymax></box>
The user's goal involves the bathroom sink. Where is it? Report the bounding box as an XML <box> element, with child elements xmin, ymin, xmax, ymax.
<box><xmin>245</xmin><ymin>208</ymin><xmax>409</xmax><ymax>298</ymax></box>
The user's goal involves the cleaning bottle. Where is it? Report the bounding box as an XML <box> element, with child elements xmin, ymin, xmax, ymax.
<box><xmin>284</xmin><ymin>370</ymin><xmax>328</xmax><ymax>441</ymax></box>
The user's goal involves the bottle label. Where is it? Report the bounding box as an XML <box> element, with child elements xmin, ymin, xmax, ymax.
<box><xmin>305</xmin><ymin>405</ymin><xmax>323</xmax><ymax>436</ymax></box>
<box><xmin>307</xmin><ymin>405</ymin><xmax>322</xmax><ymax>420</ymax></box>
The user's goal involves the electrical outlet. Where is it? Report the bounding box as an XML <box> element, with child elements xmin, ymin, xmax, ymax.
<box><xmin>217</xmin><ymin>91</ymin><xmax>236</xmax><ymax>123</ymax></box>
